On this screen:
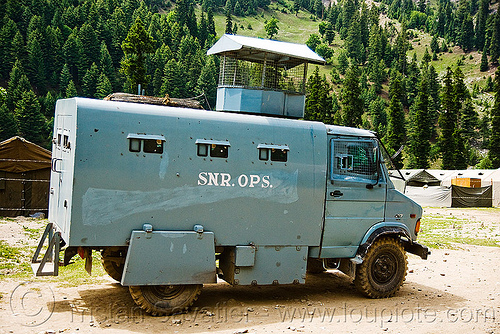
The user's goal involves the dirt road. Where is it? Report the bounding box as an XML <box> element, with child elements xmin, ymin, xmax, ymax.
<box><xmin>0</xmin><ymin>208</ymin><xmax>499</xmax><ymax>334</ymax></box>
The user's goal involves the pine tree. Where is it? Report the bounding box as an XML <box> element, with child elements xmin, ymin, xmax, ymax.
<box><xmin>430</xmin><ymin>35</ymin><xmax>440</xmax><ymax>54</ymax></box>
<box><xmin>408</xmin><ymin>75</ymin><xmax>431</xmax><ymax>168</ymax></box>
<box><xmin>0</xmin><ymin>103</ymin><xmax>18</xmax><ymax>141</ymax></box>
<box><xmin>96</xmin><ymin>73</ymin><xmax>113</xmax><ymax>99</ymax></box>
<box><xmin>60</xmin><ymin>64</ymin><xmax>72</xmax><ymax>93</ymax></box>
<box><xmin>120</xmin><ymin>17</ymin><xmax>155</xmax><ymax>93</ymax></box>
<box><xmin>79</xmin><ymin>23</ymin><xmax>100</xmax><ymax>74</ymax></box>
<box><xmin>225</xmin><ymin>12</ymin><xmax>233</xmax><ymax>34</ymax></box>
<box><xmin>161</xmin><ymin>59</ymin><xmax>185</xmax><ymax>98</ymax></box>
<box><xmin>489</xmin><ymin>69</ymin><xmax>500</xmax><ymax>167</ymax></box>
<box><xmin>475</xmin><ymin>0</ymin><xmax>489</xmax><ymax>50</ymax></box>
<box><xmin>99</xmin><ymin>41</ymin><xmax>115</xmax><ymax>89</ymax></box>
<box><xmin>490</xmin><ymin>12</ymin><xmax>500</xmax><ymax>64</ymax></box>
<box><xmin>345</xmin><ymin>13</ymin><xmax>365</xmax><ymax>64</ymax></box>
<box><xmin>82</xmin><ymin>63</ymin><xmax>100</xmax><ymax>98</ymax></box>
<box><xmin>196</xmin><ymin>56</ymin><xmax>218</xmax><ymax>109</ymax></box>
<box><xmin>0</xmin><ymin>18</ymin><xmax>18</xmax><ymax>81</ymax></box>
<box><xmin>438</xmin><ymin>68</ymin><xmax>457</xmax><ymax>169</ymax></box>
<box><xmin>385</xmin><ymin>71</ymin><xmax>406</xmax><ymax>169</ymax></box>
<box><xmin>14</xmin><ymin>90</ymin><xmax>47</xmax><ymax>146</ymax></box>
<box><xmin>7</xmin><ymin>60</ymin><xmax>32</xmax><ymax>110</ymax></box>
<box><xmin>394</xmin><ymin>23</ymin><xmax>409</xmax><ymax>75</ymax></box>
<box><xmin>305</xmin><ymin>67</ymin><xmax>335</xmax><ymax>124</ymax></box>
<box><xmin>207</xmin><ymin>8</ymin><xmax>216</xmax><ymax>37</ymax></box>
<box><xmin>66</xmin><ymin>80</ymin><xmax>77</xmax><ymax>98</ymax></box>
<box><xmin>427</xmin><ymin>65</ymin><xmax>441</xmax><ymax>140</ymax></box>
<box><xmin>26</xmin><ymin>35</ymin><xmax>45</xmax><ymax>92</ymax></box>
<box><xmin>480</xmin><ymin>45</ymin><xmax>489</xmax><ymax>72</ymax></box>
<box><xmin>459</xmin><ymin>14</ymin><xmax>474</xmax><ymax>52</ymax></box>
<box><xmin>461</xmin><ymin>97</ymin><xmax>479</xmax><ymax>145</ymax></box>
<box><xmin>62</xmin><ymin>31</ymin><xmax>84</xmax><ymax>85</ymax></box>
<box><xmin>340</xmin><ymin>65</ymin><xmax>364</xmax><ymax>127</ymax></box>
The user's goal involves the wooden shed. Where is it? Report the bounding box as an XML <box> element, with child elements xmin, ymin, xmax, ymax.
<box><xmin>0</xmin><ymin>136</ymin><xmax>51</xmax><ymax>216</ymax></box>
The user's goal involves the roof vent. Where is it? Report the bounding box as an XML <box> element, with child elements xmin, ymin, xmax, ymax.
<box><xmin>207</xmin><ymin>34</ymin><xmax>325</xmax><ymax>118</ymax></box>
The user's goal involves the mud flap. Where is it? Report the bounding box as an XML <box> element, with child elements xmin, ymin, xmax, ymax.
<box><xmin>121</xmin><ymin>230</ymin><xmax>216</xmax><ymax>286</ymax></box>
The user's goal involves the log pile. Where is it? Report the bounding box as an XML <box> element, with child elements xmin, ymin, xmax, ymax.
<box><xmin>104</xmin><ymin>93</ymin><xmax>204</xmax><ymax>109</ymax></box>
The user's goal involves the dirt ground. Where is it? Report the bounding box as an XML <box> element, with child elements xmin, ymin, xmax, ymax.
<box><xmin>0</xmin><ymin>208</ymin><xmax>499</xmax><ymax>334</ymax></box>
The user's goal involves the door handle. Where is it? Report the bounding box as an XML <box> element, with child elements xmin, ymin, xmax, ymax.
<box><xmin>51</xmin><ymin>158</ymin><xmax>62</xmax><ymax>173</ymax></box>
<box><xmin>330</xmin><ymin>190</ymin><xmax>343</xmax><ymax>197</ymax></box>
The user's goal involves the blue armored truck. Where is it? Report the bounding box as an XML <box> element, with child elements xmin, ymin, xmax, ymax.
<box><xmin>32</xmin><ymin>35</ymin><xmax>429</xmax><ymax>315</ymax></box>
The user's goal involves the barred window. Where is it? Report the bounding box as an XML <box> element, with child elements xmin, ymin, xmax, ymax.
<box><xmin>331</xmin><ymin>139</ymin><xmax>378</xmax><ymax>182</ymax></box>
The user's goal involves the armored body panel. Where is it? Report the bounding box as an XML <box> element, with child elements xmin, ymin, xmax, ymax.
<box><xmin>49</xmin><ymin>98</ymin><xmax>327</xmax><ymax>248</ymax></box>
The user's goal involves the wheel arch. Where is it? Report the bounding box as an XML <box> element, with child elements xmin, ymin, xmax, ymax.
<box><xmin>356</xmin><ymin>223</ymin><xmax>411</xmax><ymax>261</ymax></box>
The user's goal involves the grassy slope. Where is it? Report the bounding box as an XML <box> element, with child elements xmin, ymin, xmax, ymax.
<box><xmin>207</xmin><ymin>2</ymin><xmax>496</xmax><ymax>92</ymax></box>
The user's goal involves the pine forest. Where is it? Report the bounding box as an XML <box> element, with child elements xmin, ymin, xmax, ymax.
<box><xmin>0</xmin><ymin>0</ymin><xmax>499</xmax><ymax>169</ymax></box>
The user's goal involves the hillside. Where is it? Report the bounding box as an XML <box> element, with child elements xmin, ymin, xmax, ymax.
<box><xmin>0</xmin><ymin>0</ymin><xmax>499</xmax><ymax>169</ymax></box>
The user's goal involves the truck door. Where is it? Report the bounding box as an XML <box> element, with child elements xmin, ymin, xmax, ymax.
<box><xmin>48</xmin><ymin>111</ymin><xmax>74</xmax><ymax>235</ymax></box>
<box><xmin>320</xmin><ymin>137</ymin><xmax>386</xmax><ymax>258</ymax></box>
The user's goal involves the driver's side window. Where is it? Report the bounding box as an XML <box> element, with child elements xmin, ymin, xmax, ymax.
<box><xmin>331</xmin><ymin>139</ymin><xmax>378</xmax><ymax>182</ymax></box>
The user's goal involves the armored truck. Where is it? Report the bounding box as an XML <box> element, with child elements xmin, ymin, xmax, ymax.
<box><xmin>32</xmin><ymin>97</ymin><xmax>429</xmax><ymax>315</ymax></box>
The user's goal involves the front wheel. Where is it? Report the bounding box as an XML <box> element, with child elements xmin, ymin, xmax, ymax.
<box><xmin>354</xmin><ymin>237</ymin><xmax>407</xmax><ymax>298</ymax></box>
<box><xmin>129</xmin><ymin>284</ymin><xmax>202</xmax><ymax>316</ymax></box>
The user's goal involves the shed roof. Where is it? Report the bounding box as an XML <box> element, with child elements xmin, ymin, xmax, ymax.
<box><xmin>207</xmin><ymin>34</ymin><xmax>326</xmax><ymax>66</ymax></box>
<box><xmin>0</xmin><ymin>136</ymin><xmax>51</xmax><ymax>173</ymax></box>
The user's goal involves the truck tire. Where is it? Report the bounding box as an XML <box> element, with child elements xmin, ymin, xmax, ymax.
<box><xmin>101</xmin><ymin>248</ymin><xmax>127</xmax><ymax>282</ymax></box>
<box><xmin>354</xmin><ymin>237</ymin><xmax>407</xmax><ymax>298</ymax></box>
<box><xmin>129</xmin><ymin>284</ymin><xmax>202</xmax><ymax>316</ymax></box>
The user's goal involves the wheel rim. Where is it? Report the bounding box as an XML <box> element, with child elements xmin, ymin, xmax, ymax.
<box><xmin>371</xmin><ymin>252</ymin><xmax>398</xmax><ymax>284</ymax></box>
<box><xmin>148</xmin><ymin>285</ymin><xmax>187</xmax><ymax>300</ymax></box>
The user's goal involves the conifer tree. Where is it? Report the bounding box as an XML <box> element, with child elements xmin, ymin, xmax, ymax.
<box><xmin>430</xmin><ymin>35</ymin><xmax>440</xmax><ymax>54</ymax></box>
<box><xmin>14</xmin><ymin>90</ymin><xmax>47</xmax><ymax>146</ymax></box>
<box><xmin>99</xmin><ymin>41</ymin><xmax>115</xmax><ymax>88</ymax></box>
<box><xmin>161</xmin><ymin>59</ymin><xmax>185</xmax><ymax>98</ymax></box>
<box><xmin>480</xmin><ymin>45</ymin><xmax>489</xmax><ymax>72</ymax></box>
<box><xmin>120</xmin><ymin>17</ymin><xmax>155</xmax><ymax>93</ymax></box>
<box><xmin>225</xmin><ymin>12</ymin><xmax>233</xmax><ymax>34</ymax></box>
<box><xmin>196</xmin><ymin>56</ymin><xmax>218</xmax><ymax>109</ymax></box>
<box><xmin>438</xmin><ymin>67</ymin><xmax>457</xmax><ymax>169</ymax></box>
<box><xmin>408</xmin><ymin>75</ymin><xmax>431</xmax><ymax>168</ymax></box>
<box><xmin>62</xmin><ymin>31</ymin><xmax>84</xmax><ymax>85</ymax></box>
<box><xmin>96</xmin><ymin>73</ymin><xmax>113</xmax><ymax>99</ymax></box>
<box><xmin>7</xmin><ymin>60</ymin><xmax>31</xmax><ymax>110</ymax></box>
<box><xmin>305</xmin><ymin>67</ymin><xmax>335</xmax><ymax>124</ymax></box>
<box><xmin>207</xmin><ymin>8</ymin><xmax>216</xmax><ymax>37</ymax></box>
<box><xmin>79</xmin><ymin>23</ymin><xmax>100</xmax><ymax>74</ymax></box>
<box><xmin>59</xmin><ymin>64</ymin><xmax>72</xmax><ymax>93</ymax></box>
<box><xmin>0</xmin><ymin>103</ymin><xmax>18</xmax><ymax>141</ymax></box>
<box><xmin>345</xmin><ymin>13</ymin><xmax>365</xmax><ymax>64</ymax></box>
<box><xmin>385</xmin><ymin>71</ymin><xmax>406</xmax><ymax>169</ymax></box>
<box><xmin>66</xmin><ymin>80</ymin><xmax>77</xmax><ymax>98</ymax></box>
<box><xmin>475</xmin><ymin>0</ymin><xmax>489</xmax><ymax>50</ymax></box>
<box><xmin>489</xmin><ymin>70</ymin><xmax>500</xmax><ymax>167</ymax></box>
<box><xmin>489</xmin><ymin>12</ymin><xmax>500</xmax><ymax>64</ymax></box>
<box><xmin>459</xmin><ymin>14</ymin><xmax>474</xmax><ymax>52</ymax></box>
<box><xmin>0</xmin><ymin>18</ymin><xmax>18</xmax><ymax>80</ymax></box>
<box><xmin>82</xmin><ymin>63</ymin><xmax>100</xmax><ymax>97</ymax></box>
<box><xmin>340</xmin><ymin>65</ymin><xmax>364</xmax><ymax>127</ymax></box>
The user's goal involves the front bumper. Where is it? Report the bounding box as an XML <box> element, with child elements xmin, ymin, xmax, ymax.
<box><xmin>404</xmin><ymin>241</ymin><xmax>430</xmax><ymax>260</ymax></box>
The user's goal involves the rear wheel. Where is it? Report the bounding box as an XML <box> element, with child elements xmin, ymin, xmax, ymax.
<box><xmin>129</xmin><ymin>284</ymin><xmax>202</xmax><ymax>316</ymax></box>
<box><xmin>354</xmin><ymin>237</ymin><xmax>407</xmax><ymax>298</ymax></box>
<box><xmin>101</xmin><ymin>247</ymin><xmax>127</xmax><ymax>282</ymax></box>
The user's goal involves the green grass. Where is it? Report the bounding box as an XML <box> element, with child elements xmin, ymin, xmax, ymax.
<box><xmin>0</xmin><ymin>219</ymin><xmax>107</xmax><ymax>285</ymax></box>
<box><xmin>418</xmin><ymin>213</ymin><xmax>500</xmax><ymax>249</ymax></box>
